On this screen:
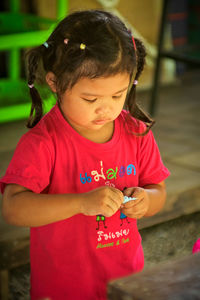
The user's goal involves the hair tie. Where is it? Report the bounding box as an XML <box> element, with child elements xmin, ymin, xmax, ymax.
<box><xmin>28</xmin><ymin>83</ymin><xmax>34</xmax><ymax>89</ymax></box>
<box><xmin>43</xmin><ymin>42</ymin><xmax>49</xmax><ymax>48</ymax></box>
<box><xmin>64</xmin><ymin>38</ymin><xmax>69</xmax><ymax>45</ymax></box>
<box><xmin>80</xmin><ymin>43</ymin><xmax>86</xmax><ymax>50</ymax></box>
<box><xmin>132</xmin><ymin>36</ymin><xmax>136</xmax><ymax>51</ymax></box>
<box><xmin>133</xmin><ymin>80</ymin><xmax>138</xmax><ymax>85</ymax></box>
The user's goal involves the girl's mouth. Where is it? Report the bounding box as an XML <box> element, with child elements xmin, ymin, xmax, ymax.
<box><xmin>93</xmin><ymin>119</ymin><xmax>110</xmax><ymax>125</ymax></box>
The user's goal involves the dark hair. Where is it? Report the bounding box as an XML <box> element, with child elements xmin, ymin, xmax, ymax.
<box><xmin>26</xmin><ymin>9</ymin><xmax>154</xmax><ymax>133</ymax></box>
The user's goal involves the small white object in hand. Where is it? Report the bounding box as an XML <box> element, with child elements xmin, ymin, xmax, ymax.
<box><xmin>123</xmin><ymin>196</ymin><xmax>137</xmax><ymax>204</ymax></box>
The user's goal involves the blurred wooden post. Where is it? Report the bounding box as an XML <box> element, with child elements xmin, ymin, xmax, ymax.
<box><xmin>0</xmin><ymin>237</ymin><xmax>30</xmax><ymax>300</ymax></box>
<box><xmin>108</xmin><ymin>253</ymin><xmax>200</xmax><ymax>299</ymax></box>
<box><xmin>0</xmin><ymin>270</ymin><xmax>9</xmax><ymax>300</ymax></box>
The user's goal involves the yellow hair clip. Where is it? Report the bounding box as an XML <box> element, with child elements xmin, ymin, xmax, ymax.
<box><xmin>80</xmin><ymin>43</ymin><xmax>86</xmax><ymax>50</ymax></box>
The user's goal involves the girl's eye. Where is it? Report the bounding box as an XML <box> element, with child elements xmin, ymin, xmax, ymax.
<box><xmin>82</xmin><ymin>98</ymin><xmax>97</xmax><ymax>103</ymax></box>
<box><xmin>112</xmin><ymin>94</ymin><xmax>122</xmax><ymax>99</ymax></box>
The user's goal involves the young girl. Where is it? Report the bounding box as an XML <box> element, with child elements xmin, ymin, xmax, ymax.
<box><xmin>0</xmin><ymin>10</ymin><xmax>170</xmax><ymax>300</ymax></box>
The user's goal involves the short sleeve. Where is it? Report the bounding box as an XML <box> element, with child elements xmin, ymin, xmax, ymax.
<box><xmin>0</xmin><ymin>132</ymin><xmax>54</xmax><ymax>194</ymax></box>
<box><xmin>138</xmin><ymin>130</ymin><xmax>170</xmax><ymax>186</ymax></box>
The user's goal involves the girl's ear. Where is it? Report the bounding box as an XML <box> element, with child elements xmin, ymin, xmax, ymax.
<box><xmin>46</xmin><ymin>72</ymin><xmax>57</xmax><ymax>93</ymax></box>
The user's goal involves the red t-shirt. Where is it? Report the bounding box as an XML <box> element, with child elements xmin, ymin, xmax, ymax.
<box><xmin>0</xmin><ymin>105</ymin><xmax>170</xmax><ymax>300</ymax></box>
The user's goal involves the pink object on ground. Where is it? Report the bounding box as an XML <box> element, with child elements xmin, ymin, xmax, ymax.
<box><xmin>192</xmin><ymin>238</ymin><xmax>200</xmax><ymax>254</ymax></box>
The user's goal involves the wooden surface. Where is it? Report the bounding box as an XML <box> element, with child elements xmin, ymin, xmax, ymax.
<box><xmin>108</xmin><ymin>252</ymin><xmax>200</xmax><ymax>300</ymax></box>
<box><xmin>0</xmin><ymin>237</ymin><xmax>29</xmax><ymax>270</ymax></box>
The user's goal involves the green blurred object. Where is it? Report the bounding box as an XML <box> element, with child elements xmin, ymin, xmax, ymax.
<box><xmin>0</xmin><ymin>0</ymin><xmax>68</xmax><ymax>123</ymax></box>
<box><xmin>0</xmin><ymin>93</ymin><xmax>56</xmax><ymax>123</ymax></box>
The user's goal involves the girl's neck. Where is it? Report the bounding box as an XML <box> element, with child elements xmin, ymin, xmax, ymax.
<box><xmin>58</xmin><ymin>104</ymin><xmax>115</xmax><ymax>143</ymax></box>
<box><xmin>78</xmin><ymin>121</ymin><xmax>114</xmax><ymax>143</ymax></box>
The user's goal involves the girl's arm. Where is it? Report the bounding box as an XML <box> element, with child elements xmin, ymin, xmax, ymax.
<box><xmin>121</xmin><ymin>181</ymin><xmax>166</xmax><ymax>219</ymax></box>
<box><xmin>142</xmin><ymin>181</ymin><xmax>166</xmax><ymax>217</ymax></box>
<box><xmin>2</xmin><ymin>184</ymin><xmax>123</xmax><ymax>227</ymax></box>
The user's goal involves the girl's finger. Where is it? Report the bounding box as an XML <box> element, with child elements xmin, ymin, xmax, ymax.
<box><xmin>123</xmin><ymin>187</ymin><xmax>134</xmax><ymax>196</ymax></box>
<box><xmin>122</xmin><ymin>197</ymin><xmax>141</xmax><ymax>209</ymax></box>
<box><xmin>108</xmin><ymin>196</ymin><xmax>121</xmax><ymax>211</ymax></box>
<box><xmin>131</xmin><ymin>187</ymin><xmax>145</xmax><ymax>198</ymax></box>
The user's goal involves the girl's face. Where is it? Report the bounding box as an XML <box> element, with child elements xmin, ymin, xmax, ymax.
<box><xmin>59</xmin><ymin>73</ymin><xmax>130</xmax><ymax>140</ymax></box>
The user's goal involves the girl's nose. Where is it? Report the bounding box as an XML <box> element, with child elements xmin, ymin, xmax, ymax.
<box><xmin>95</xmin><ymin>104</ymin><xmax>111</xmax><ymax>115</ymax></box>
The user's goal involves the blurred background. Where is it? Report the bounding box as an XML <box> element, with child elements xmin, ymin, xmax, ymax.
<box><xmin>0</xmin><ymin>0</ymin><xmax>200</xmax><ymax>299</ymax></box>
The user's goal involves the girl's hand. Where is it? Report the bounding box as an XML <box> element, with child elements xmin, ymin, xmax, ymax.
<box><xmin>121</xmin><ymin>187</ymin><xmax>150</xmax><ymax>219</ymax></box>
<box><xmin>80</xmin><ymin>186</ymin><xmax>124</xmax><ymax>217</ymax></box>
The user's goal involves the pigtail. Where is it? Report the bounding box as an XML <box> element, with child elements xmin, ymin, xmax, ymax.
<box><xmin>26</xmin><ymin>48</ymin><xmax>44</xmax><ymax>128</ymax></box>
<box><xmin>126</xmin><ymin>38</ymin><xmax>155</xmax><ymax>135</ymax></box>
